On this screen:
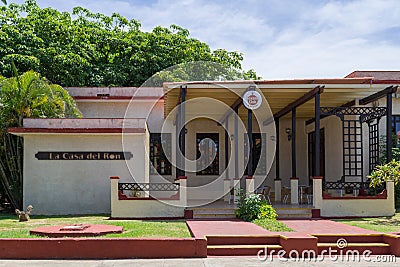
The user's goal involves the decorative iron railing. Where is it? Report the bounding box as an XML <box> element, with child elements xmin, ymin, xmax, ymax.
<box><xmin>323</xmin><ymin>181</ymin><xmax>385</xmax><ymax>194</ymax></box>
<box><xmin>118</xmin><ymin>182</ymin><xmax>179</xmax><ymax>192</ymax></box>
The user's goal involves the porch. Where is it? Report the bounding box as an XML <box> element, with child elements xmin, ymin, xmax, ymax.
<box><xmin>163</xmin><ymin>79</ymin><xmax>398</xmax><ymax>217</ymax></box>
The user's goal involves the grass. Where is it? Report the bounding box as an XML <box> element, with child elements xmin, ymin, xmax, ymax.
<box><xmin>333</xmin><ymin>212</ymin><xmax>400</xmax><ymax>233</ymax></box>
<box><xmin>0</xmin><ymin>213</ymin><xmax>191</xmax><ymax>238</ymax></box>
<box><xmin>252</xmin><ymin>218</ymin><xmax>294</xmax><ymax>232</ymax></box>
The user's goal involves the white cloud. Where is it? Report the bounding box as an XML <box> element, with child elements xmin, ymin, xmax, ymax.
<box><xmin>8</xmin><ymin>0</ymin><xmax>400</xmax><ymax>79</ymax></box>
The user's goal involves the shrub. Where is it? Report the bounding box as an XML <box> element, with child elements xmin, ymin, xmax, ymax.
<box><xmin>368</xmin><ymin>160</ymin><xmax>400</xmax><ymax>188</ymax></box>
<box><xmin>235</xmin><ymin>189</ymin><xmax>277</xmax><ymax>221</ymax></box>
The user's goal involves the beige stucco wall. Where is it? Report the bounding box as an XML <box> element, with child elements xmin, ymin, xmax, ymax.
<box><xmin>110</xmin><ymin>178</ymin><xmax>185</xmax><ymax>218</ymax></box>
<box><xmin>23</xmin><ymin>132</ymin><xmax>149</xmax><ymax>215</ymax></box>
<box><xmin>76</xmin><ymin>100</ymin><xmax>164</xmax><ymax>133</ymax></box>
<box><xmin>313</xmin><ymin>179</ymin><xmax>395</xmax><ymax>217</ymax></box>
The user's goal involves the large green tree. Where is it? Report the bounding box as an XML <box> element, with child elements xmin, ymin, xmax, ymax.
<box><xmin>0</xmin><ymin>69</ymin><xmax>81</xmax><ymax>208</ymax></box>
<box><xmin>0</xmin><ymin>0</ymin><xmax>258</xmax><ymax>87</ymax></box>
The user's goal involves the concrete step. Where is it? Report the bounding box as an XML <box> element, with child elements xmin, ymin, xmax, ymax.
<box><xmin>207</xmin><ymin>244</ymin><xmax>283</xmax><ymax>256</ymax></box>
<box><xmin>191</xmin><ymin>207</ymin><xmax>236</xmax><ymax>219</ymax></box>
<box><xmin>275</xmin><ymin>207</ymin><xmax>312</xmax><ymax>219</ymax></box>
<box><xmin>277</xmin><ymin>213</ymin><xmax>312</xmax><ymax>219</ymax></box>
<box><xmin>193</xmin><ymin>213</ymin><xmax>236</xmax><ymax>219</ymax></box>
<box><xmin>192</xmin><ymin>208</ymin><xmax>236</xmax><ymax>215</ymax></box>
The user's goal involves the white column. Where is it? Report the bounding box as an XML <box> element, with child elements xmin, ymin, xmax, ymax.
<box><xmin>224</xmin><ymin>179</ymin><xmax>231</xmax><ymax>202</ymax></box>
<box><xmin>110</xmin><ymin>176</ymin><xmax>120</xmax><ymax>218</ymax></box>
<box><xmin>312</xmin><ymin>177</ymin><xmax>323</xmax><ymax>209</ymax></box>
<box><xmin>233</xmin><ymin>178</ymin><xmax>241</xmax><ymax>204</ymax></box>
<box><xmin>274</xmin><ymin>179</ymin><xmax>282</xmax><ymax>202</ymax></box>
<box><xmin>246</xmin><ymin>177</ymin><xmax>255</xmax><ymax>194</ymax></box>
<box><xmin>290</xmin><ymin>178</ymin><xmax>299</xmax><ymax>204</ymax></box>
<box><xmin>387</xmin><ymin>181</ymin><xmax>396</xmax><ymax>215</ymax></box>
<box><xmin>179</xmin><ymin>177</ymin><xmax>187</xmax><ymax>207</ymax></box>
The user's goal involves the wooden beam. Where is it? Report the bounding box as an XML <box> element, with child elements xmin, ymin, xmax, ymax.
<box><xmin>219</xmin><ymin>97</ymin><xmax>243</xmax><ymax>123</ymax></box>
<box><xmin>263</xmin><ymin>86</ymin><xmax>324</xmax><ymax>125</ymax></box>
<box><xmin>359</xmin><ymin>85</ymin><xmax>398</xmax><ymax>105</ymax></box>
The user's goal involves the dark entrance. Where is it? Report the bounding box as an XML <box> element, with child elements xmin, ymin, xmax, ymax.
<box><xmin>308</xmin><ymin>128</ymin><xmax>325</xmax><ymax>184</ymax></box>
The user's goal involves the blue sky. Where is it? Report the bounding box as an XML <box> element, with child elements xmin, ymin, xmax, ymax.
<box><xmin>8</xmin><ymin>0</ymin><xmax>400</xmax><ymax>79</ymax></box>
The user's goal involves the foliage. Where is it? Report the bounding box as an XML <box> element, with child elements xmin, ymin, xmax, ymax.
<box><xmin>252</xmin><ymin>218</ymin><xmax>294</xmax><ymax>232</ymax></box>
<box><xmin>235</xmin><ymin>189</ymin><xmax>277</xmax><ymax>221</ymax></box>
<box><xmin>0</xmin><ymin>0</ymin><xmax>259</xmax><ymax>87</ymax></box>
<box><xmin>0</xmin><ymin>68</ymin><xmax>81</xmax><ymax>208</ymax></box>
<box><xmin>0</xmin><ymin>214</ymin><xmax>190</xmax><ymax>238</ymax></box>
<box><xmin>368</xmin><ymin>160</ymin><xmax>400</xmax><ymax>188</ymax></box>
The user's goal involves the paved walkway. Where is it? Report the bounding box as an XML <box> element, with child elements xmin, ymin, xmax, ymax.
<box><xmin>187</xmin><ymin>218</ymin><xmax>380</xmax><ymax>238</ymax></box>
<box><xmin>278</xmin><ymin>219</ymin><xmax>380</xmax><ymax>234</ymax></box>
<box><xmin>187</xmin><ymin>219</ymin><xmax>271</xmax><ymax>238</ymax></box>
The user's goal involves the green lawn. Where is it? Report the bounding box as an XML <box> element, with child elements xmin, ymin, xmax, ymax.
<box><xmin>252</xmin><ymin>219</ymin><xmax>294</xmax><ymax>232</ymax></box>
<box><xmin>334</xmin><ymin>212</ymin><xmax>400</xmax><ymax>233</ymax></box>
<box><xmin>0</xmin><ymin>214</ymin><xmax>191</xmax><ymax>238</ymax></box>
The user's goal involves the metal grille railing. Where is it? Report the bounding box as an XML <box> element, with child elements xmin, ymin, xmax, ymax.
<box><xmin>323</xmin><ymin>181</ymin><xmax>385</xmax><ymax>193</ymax></box>
<box><xmin>118</xmin><ymin>183</ymin><xmax>179</xmax><ymax>192</ymax></box>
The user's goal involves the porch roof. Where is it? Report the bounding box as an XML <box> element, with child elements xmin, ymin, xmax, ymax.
<box><xmin>163</xmin><ymin>77</ymin><xmax>398</xmax><ymax>120</ymax></box>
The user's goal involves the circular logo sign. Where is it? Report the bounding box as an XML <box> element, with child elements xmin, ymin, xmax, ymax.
<box><xmin>243</xmin><ymin>90</ymin><xmax>262</xmax><ymax>110</ymax></box>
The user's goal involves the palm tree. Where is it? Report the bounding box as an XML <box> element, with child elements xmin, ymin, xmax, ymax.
<box><xmin>0</xmin><ymin>69</ymin><xmax>81</xmax><ymax>208</ymax></box>
<box><xmin>1</xmin><ymin>1</ymin><xmax>6</xmax><ymax>5</ymax></box>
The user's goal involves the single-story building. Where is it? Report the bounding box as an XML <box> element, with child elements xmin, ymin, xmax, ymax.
<box><xmin>9</xmin><ymin>70</ymin><xmax>399</xmax><ymax>218</ymax></box>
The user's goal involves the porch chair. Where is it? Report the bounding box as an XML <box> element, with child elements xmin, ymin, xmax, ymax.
<box><xmin>256</xmin><ymin>186</ymin><xmax>271</xmax><ymax>204</ymax></box>
<box><xmin>282</xmin><ymin>186</ymin><xmax>290</xmax><ymax>204</ymax></box>
<box><xmin>305</xmin><ymin>185</ymin><xmax>313</xmax><ymax>205</ymax></box>
<box><xmin>228</xmin><ymin>187</ymin><xmax>235</xmax><ymax>205</ymax></box>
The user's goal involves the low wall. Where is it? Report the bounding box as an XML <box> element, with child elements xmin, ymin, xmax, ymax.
<box><xmin>0</xmin><ymin>238</ymin><xmax>207</xmax><ymax>259</ymax></box>
<box><xmin>110</xmin><ymin>177</ymin><xmax>186</xmax><ymax>218</ymax></box>
<box><xmin>313</xmin><ymin>178</ymin><xmax>396</xmax><ymax>217</ymax></box>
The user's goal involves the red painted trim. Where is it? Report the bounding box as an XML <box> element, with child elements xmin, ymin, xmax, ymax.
<box><xmin>74</xmin><ymin>96</ymin><xmax>164</xmax><ymax>100</ymax></box>
<box><xmin>8</xmin><ymin>128</ymin><xmax>146</xmax><ymax>134</ymax></box>
<box><xmin>0</xmin><ymin>238</ymin><xmax>207</xmax><ymax>259</ymax></box>
<box><xmin>290</xmin><ymin>177</ymin><xmax>299</xmax><ymax>180</ymax></box>
<box><xmin>233</xmin><ymin>178</ymin><xmax>241</xmax><ymax>180</ymax></box>
<box><xmin>165</xmin><ymin>77</ymin><xmax>374</xmax><ymax>86</ymax></box>
<box><xmin>110</xmin><ymin>176</ymin><xmax>120</xmax><ymax>180</ymax></box>
<box><xmin>311</xmin><ymin>209</ymin><xmax>321</xmax><ymax>218</ymax></box>
<box><xmin>245</xmin><ymin>175</ymin><xmax>254</xmax><ymax>179</ymax></box>
<box><xmin>322</xmin><ymin>189</ymin><xmax>387</xmax><ymax>199</ymax></box>
<box><xmin>118</xmin><ymin>190</ymin><xmax>179</xmax><ymax>200</ymax></box>
<box><xmin>109</xmin><ymin>217</ymin><xmax>184</xmax><ymax>220</ymax></box>
<box><xmin>312</xmin><ymin>176</ymin><xmax>324</xmax><ymax>180</ymax></box>
<box><xmin>372</xmin><ymin>80</ymin><xmax>400</xmax><ymax>84</ymax></box>
<box><xmin>176</xmin><ymin>176</ymin><xmax>188</xmax><ymax>180</ymax></box>
<box><xmin>184</xmin><ymin>210</ymin><xmax>194</xmax><ymax>219</ymax></box>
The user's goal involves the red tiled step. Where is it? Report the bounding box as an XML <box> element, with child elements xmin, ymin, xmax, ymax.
<box><xmin>207</xmin><ymin>244</ymin><xmax>283</xmax><ymax>256</ymax></box>
<box><xmin>314</xmin><ymin>234</ymin><xmax>384</xmax><ymax>243</ymax></box>
<box><xmin>206</xmin><ymin>235</ymin><xmax>280</xmax><ymax>245</ymax></box>
<box><xmin>317</xmin><ymin>242</ymin><xmax>391</xmax><ymax>255</ymax></box>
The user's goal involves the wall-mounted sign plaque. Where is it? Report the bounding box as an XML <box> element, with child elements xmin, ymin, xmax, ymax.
<box><xmin>35</xmin><ymin>152</ymin><xmax>133</xmax><ymax>160</ymax></box>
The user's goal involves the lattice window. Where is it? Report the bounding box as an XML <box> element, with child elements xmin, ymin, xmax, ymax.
<box><xmin>343</xmin><ymin>120</ymin><xmax>363</xmax><ymax>180</ymax></box>
<box><xmin>368</xmin><ymin>121</ymin><xmax>379</xmax><ymax>173</ymax></box>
